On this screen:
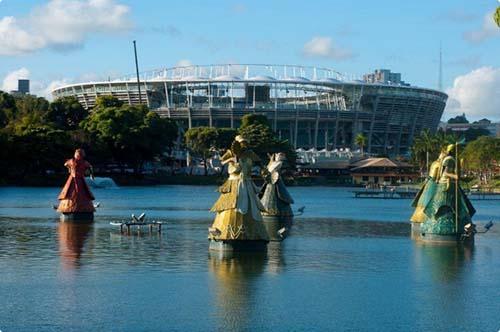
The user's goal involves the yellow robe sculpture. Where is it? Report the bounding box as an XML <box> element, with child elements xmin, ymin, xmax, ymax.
<box><xmin>209</xmin><ymin>139</ymin><xmax>269</xmax><ymax>242</ymax></box>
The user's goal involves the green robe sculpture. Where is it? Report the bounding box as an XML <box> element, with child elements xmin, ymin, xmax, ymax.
<box><xmin>411</xmin><ymin>144</ymin><xmax>475</xmax><ymax>239</ymax></box>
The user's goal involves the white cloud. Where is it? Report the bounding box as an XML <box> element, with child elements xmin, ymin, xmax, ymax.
<box><xmin>463</xmin><ymin>11</ymin><xmax>500</xmax><ymax>43</ymax></box>
<box><xmin>438</xmin><ymin>9</ymin><xmax>478</xmax><ymax>23</ymax></box>
<box><xmin>175</xmin><ymin>59</ymin><xmax>193</xmax><ymax>67</ymax></box>
<box><xmin>1</xmin><ymin>67</ymin><xmax>74</xmax><ymax>99</ymax></box>
<box><xmin>302</xmin><ymin>36</ymin><xmax>355</xmax><ymax>61</ymax></box>
<box><xmin>444</xmin><ymin>67</ymin><xmax>500</xmax><ymax>121</ymax></box>
<box><xmin>0</xmin><ymin>0</ymin><xmax>131</xmax><ymax>56</ymax></box>
<box><xmin>40</xmin><ymin>79</ymin><xmax>72</xmax><ymax>99</ymax></box>
<box><xmin>231</xmin><ymin>3</ymin><xmax>247</xmax><ymax>14</ymax></box>
<box><xmin>1</xmin><ymin>67</ymin><xmax>30</xmax><ymax>91</ymax></box>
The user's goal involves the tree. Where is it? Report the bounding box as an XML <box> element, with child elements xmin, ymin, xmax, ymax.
<box><xmin>45</xmin><ymin>96</ymin><xmax>88</xmax><ymax>130</ymax></box>
<box><xmin>355</xmin><ymin>133</ymin><xmax>367</xmax><ymax>155</ymax></box>
<box><xmin>81</xmin><ymin>103</ymin><xmax>178</xmax><ymax>173</ymax></box>
<box><xmin>240</xmin><ymin>114</ymin><xmax>270</xmax><ymax>128</ymax></box>
<box><xmin>0</xmin><ymin>93</ymin><xmax>75</xmax><ymax>181</ymax></box>
<box><xmin>462</xmin><ymin>136</ymin><xmax>500</xmax><ymax>184</ymax></box>
<box><xmin>239</xmin><ymin>114</ymin><xmax>296</xmax><ymax>167</ymax></box>
<box><xmin>6</xmin><ymin>125</ymin><xmax>73</xmax><ymax>179</ymax></box>
<box><xmin>463</xmin><ymin>127</ymin><xmax>490</xmax><ymax>142</ymax></box>
<box><xmin>95</xmin><ymin>95</ymin><xmax>123</xmax><ymax>108</ymax></box>
<box><xmin>184</xmin><ymin>127</ymin><xmax>219</xmax><ymax>175</ymax></box>
<box><xmin>14</xmin><ymin>95</ymin><xmax>50</xmax><ymax>118</ymax></box>
<box><xmin>447</xmin><ymin>113</ymin><xmax>469</xmax><ymax>124</ymax></box>
<box><xmin>184</xmin><ymin>127</ymin><xmax>217</xmax><ymax>175</ymax></box>
<box><xmin>0</xmin><ymin>90</ymin><xmax>16</xmax><ymax>127</ymax></box>
<box><xmin>215</xmin><ymin>128</ymin><xmax>237</xmax><ymax>151</ymax></box>
<box><xmin>141</xmin><ymin>111</ymin><xmax>178</xmax><ymax>160</ymax></box>
<box><xmin>411</xmin><ymin>129</ymin><xmax>456</xmax><ymax>172</ymax></box>
<box><xmin>183</xmin><ymin>127</ymin><xmax>236</xmax><ymax>175</ymax></box>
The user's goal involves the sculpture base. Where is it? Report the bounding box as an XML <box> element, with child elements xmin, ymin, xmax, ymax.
<box><xmin>60</xmin><ymin>212</ymin><xmax>94</xmax><ymax>223</ymax></box>
<box><xmin>411</xmin><ymin>222</ymin><xmax>474</xmax><ymax>246</ymax></box>
<box><xmin>262</xmin><ymin>215</ymin><xmax>293</xmax><ymax>241</ymax></box>
<box><xmin>209</xmin><ymin>239</ymin><xmax>268</xmax><ymax>252</ymax></box>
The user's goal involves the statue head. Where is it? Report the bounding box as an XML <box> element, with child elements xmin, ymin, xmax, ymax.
<box><xmin>276</xmin><ymin>152</ymin><xmax>287</xmax><ymax>162</ymax></box>
<box><xmin>234</xmin><ymin>135</ymin><xmax>248</xmax><ymax>149</ymax></box>
<box><xmin>438</xmin><ymin>144</ymin><xmax>454</xmax><ymax>159</ymax></box>
<box><xmin>446</xmin><ymin>144</ymin><xmax>455</xmax><ymax>154</ymax></box>
<box><xmin>74</xmin><ymin>148</ymin><xmax>85</xmax><ymax>160</ymax></box>
<box><xmin>231</xmin><ymin>140</ymin><xmax>242</xmax><ymax>157</ymax></box>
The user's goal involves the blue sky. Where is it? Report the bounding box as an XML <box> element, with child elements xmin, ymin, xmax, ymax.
<box><xmin>1</xmin><ymin>0</ymin><xmax>499</xmax><ymax>120</ymax></box>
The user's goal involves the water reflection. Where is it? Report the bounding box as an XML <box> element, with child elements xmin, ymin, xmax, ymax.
<box><xmin>57</xmin><ymin>221</ymin><xmax>93</xmax><ymax>270</ymax></box>
<box><xmin>209</xmin><ymin>251</ymin><xmax>266</xmax><ymax>332</ymax></box>
<box><xmin>411</xmin><ymin>243</ymin><xmax>476</xmax><ymax>330</ymax></box>
<box><xmin>295</xmin><ymin>218</ymin><xmax>410</xmax><ymax>238</ymax></box>
<box><xmin>263</xmin><ymin>220</ymin><xmax>293</xmax><ymax>241</ymax></box>
<box><xmin>267</xmin><ymin>242</ymin><xmax>286</xmax><ymax>274</ymax></box>
<box><xmin>413</xmin><ymin>242</ymin><xmax>474</xmax><ymax>282</ymax></box>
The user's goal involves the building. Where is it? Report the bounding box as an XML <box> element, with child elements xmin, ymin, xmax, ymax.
<box><xmin>363</xmin><ymin>69</ymin><xmax>409</xmax><ymax>86</ymax></box>
<box><xmin>52</xmin><ymin>64</ymin><xmax>447</xmax><ymax>156</ymax></box>
<box><xmin>439</xmin><ymin>118</ymin><xmax>500</xmax><ymax>137</ymax></box>
<box><xmin>349</xmin><ymin>157</ymin><xmax>419</xmax><ymax>185</ymax></box>
<box><xmin>10</xmin><ymin>79</ymin><xmax>30</xmax><ymax>96</ymax></box>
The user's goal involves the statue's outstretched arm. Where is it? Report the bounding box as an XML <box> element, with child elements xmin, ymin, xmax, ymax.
<box><xmin>64</xmin><ymin>159</ymin><xmax>72</xmax><ymax>173</ymax></box>
<box><xmin>443</xmin><ymin>171</ymin><xmax>458</xmax><ymax>180</ymax></box>
<box><xmin>89</xmin><ymin>164</ymin><xmax>95</xmax><ymax>181</ymax></box>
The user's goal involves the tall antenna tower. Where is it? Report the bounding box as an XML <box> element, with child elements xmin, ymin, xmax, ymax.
<box><xmin>438</xmin><ymin>42</ymin><xmax>443</xmax><ymax>91</ymax></box>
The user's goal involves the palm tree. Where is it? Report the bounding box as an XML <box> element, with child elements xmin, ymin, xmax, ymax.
<box><xmin>411</xmin><ymin>129</ymin><xmax>456</xmax><ymax>174</ymax></box>
<box><xmin>355</xmin><ymin>133</ymin><xmax>367</xmax><ymax>155</ymax></box>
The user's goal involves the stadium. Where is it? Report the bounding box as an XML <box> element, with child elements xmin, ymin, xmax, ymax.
<box><xmin>52</xmin><ymin>64</ymin><xmax>447</xmax><ymax>156</ymax></box>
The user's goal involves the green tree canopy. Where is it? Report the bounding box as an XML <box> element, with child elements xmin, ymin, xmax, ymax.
<box><xmin>447</xmin><ymin>113</ymin><xmax>469</xmax><ymax>124</ymax></box>
<box><xmin>6</xmin><ymin>126</ymin><xmax>73</xmax><ymax>179</ymax></box>
<box><xmin>238</xmin><ymin>114</ymin><xmax>295</xmax><ymax>167</ymax></box>
<box><xmin>82</xmin><ymin>103</ymin><xmax>178</xmax><ymax>172</ymax></box>
<box><xmin>463</xmin><ymin>127</ymin><xmax>490</xmax><ymax>142</ymax></box>
<box><xmin>240</xmin><ymin>114</ymin><xmax>270</xmax><ymax>128</ymax></box>
<box><xmin>14</xmin><ymin>95</ymin><xmax>50</xmax><ymax>118</ymax></box>
<box><xmin>95</xmin><ymin>95</ymin><xmax>124</xmax><ymax>108</ymax></box>
<box><xmin>46</xmin><ymin>96</ymin><xmax>88</xmax><ymax>130</ymax></box>
<box><xmin>462</xmin><ymin>136</ymin><xmax>500</xmax><ymax>183</ymax></box>
<box><xmin>355</xmin><ymin>133</ymin><xmax>367</xmax><ymax>154</ymax></box>
<box><xmin>411</xmin><ymin>129</ymin><xmax>456</xmax><ymax>171</ymax></box>
<box><xmin>184</xmin><ymin>127</ymin><xmax>219</xmax><ymax>175</ymax></box>
<box><xmin>215</xmin><ymin>128</ymin><xmax>237</xmax><ymax>151</ymax></box>
<box><xmin>0</xmin><ymin>90</ymin><xmax>16</xmax><ymax>127</ymax></box>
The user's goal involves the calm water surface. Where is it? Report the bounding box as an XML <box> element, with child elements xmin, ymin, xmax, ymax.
<box><xmin>0</xmin><ymin>186</ymin><xmax>499</xmax><ymax>332</ymax></box>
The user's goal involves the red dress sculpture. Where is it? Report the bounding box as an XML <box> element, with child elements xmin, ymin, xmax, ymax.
<box><xmin>57</xmin><ymin>149</ymin><xmax>95</xmax><ymax>217</ymax></box>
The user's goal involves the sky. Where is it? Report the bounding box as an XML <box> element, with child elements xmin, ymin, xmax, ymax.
<box><xmin>0</xmin><ymin>0</ymin><xmax>499</xmax><ymax>121</ymax></box>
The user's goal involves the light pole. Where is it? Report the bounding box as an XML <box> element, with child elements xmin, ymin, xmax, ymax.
<box><xmin>133</xmin><ymin>40</ymin><xmax>142</xmax><ymax>105</ymax></box>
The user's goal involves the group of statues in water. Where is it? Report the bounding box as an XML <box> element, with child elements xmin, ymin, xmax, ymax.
<box><xmin>57</xmin><ymin>135</ymin><xmax>295</xmax><ymax>250</ymax></box>
<box><xmin>57</xmin><ymin>136</ymin><xmax>479</xmax><ymax>249</ymax></box>
<box><xmin>209</xmin><ymin>135</ymin><xmax>294</xmax><ymax>250</ymax></box>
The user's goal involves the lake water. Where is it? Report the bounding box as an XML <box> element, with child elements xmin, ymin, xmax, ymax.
<box><xmin>0</xmin><ymin>186</ymin><xmax>499</xmax><ymax>331</ymax></box>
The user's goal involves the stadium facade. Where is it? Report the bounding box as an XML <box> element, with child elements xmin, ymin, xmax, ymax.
<box><xmin>52</xmin><ymin>64</ymin><xmax>447</xmax><ymax>155</ymax></box>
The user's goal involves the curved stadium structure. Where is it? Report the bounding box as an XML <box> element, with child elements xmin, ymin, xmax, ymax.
<box><xmin>52</xmin><ymin>64</ymin><xmax>447</xmax><ymax>155</ymax></box>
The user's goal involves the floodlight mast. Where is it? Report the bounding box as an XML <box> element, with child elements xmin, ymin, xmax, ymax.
<box><xmin>133</xmin><ymin>40</ymin><xmax>143</xmax><ymax>105</ymax></box>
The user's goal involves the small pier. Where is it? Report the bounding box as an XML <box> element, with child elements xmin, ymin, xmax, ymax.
<box><xmin>110</xmin><ymin>213</ymin><xmax>164</xmax><ymax>234</ymax></box>
<box><xmin>352</xmin><ymin>188</ymin><xmax>418</xmax><ymax>199</ymax></box>
<box><xmin>467</xmin><ymin>191</ymin><xmax>500</xmax><ymax>200</ymax></box>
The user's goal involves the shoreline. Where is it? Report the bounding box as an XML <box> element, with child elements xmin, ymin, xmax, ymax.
<box><xmin>0</xmin><ymin>173</ymin><xmax>358</xmax><ymax>187</ymax></box>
